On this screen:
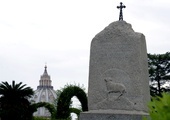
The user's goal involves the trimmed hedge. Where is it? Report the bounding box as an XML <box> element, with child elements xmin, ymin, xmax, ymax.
<box><xmin>56</xmin><ymin>85</ymin><xmax>88</xmax><ymax>119</ymax></box>
<box><xmin>32</xmin><ymin>102</ymin><xmax>56</xmax><ymax>119</ymax></box>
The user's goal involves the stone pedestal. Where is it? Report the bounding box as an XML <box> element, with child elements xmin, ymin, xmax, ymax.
<box><xmin>80</xmin><ymin>110</ymin><xmax>148</xmax><ymax>120</ymax></box>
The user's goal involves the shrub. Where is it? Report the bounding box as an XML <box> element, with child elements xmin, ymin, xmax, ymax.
<box><xmin>33</xmin><ymin>116</ymin><xmax>50</xmax><ymax>120</ymax></box>
<box><xmin>144</xmin><ymin>92</ymin><xmax>170</xmax><ymax>120</ymax></box>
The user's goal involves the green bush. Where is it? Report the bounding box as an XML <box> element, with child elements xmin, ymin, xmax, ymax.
<box><xmin>33</xmin><ymin>116</ymin><xmax>50</xmax><ymax>120</ymax></box>
<box><xmin>33</xmin><ymin>117</ymin><xmax>71</xmax><ymax>120</ymax></box>
<box><xmin>144</xmin><ymin>92</ymin><xmax>170</xmax><ymax>120</ymax></box>
<box><xmin>31</xmin><ymin>102</ymin><xmax>56</xmax><ymax>119</ymax></box>
<box><xmin>56</xmin><ymin>84</ymin><xmax>88</xmax><ymax>119</ymax></box>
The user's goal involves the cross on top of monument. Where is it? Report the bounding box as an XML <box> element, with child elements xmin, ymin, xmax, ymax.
<box><xmin>117</xmin><ymin>2</ymin><xmax>126</xmax><ymax>21</ymax></box>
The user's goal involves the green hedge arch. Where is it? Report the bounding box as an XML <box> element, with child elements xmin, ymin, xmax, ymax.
<box><xmin>69</xmin><ymin>108</ymin><xmax>81</xmax><ymax>117</ymax></box>
<box><xmin>31</xmin><ymin>102</ymin><xmax>56</xmax><ymax>119</ymax></box>
<box><xmin>56</xmin><ymin>85</ymin><xmax>88</xmax><ymax>119</ymax></box>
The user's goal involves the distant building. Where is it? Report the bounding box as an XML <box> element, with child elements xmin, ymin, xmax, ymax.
<box><xmin>31</xmin><ymin>65</ymin><xmax>57</xmax><ymax>117</ymax></box>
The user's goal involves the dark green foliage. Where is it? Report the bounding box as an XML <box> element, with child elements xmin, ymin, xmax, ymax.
<box><xmin>143</xmin><ymin>93</ymin><xmax>170</xmax><ymax>120</ymax></box>
<box><xmin>54</xmin><ymin>89</ymin><xmax>63</xmax><ymax>108</ymax></box>
<box><xmin>31</xmin><ymin>102</ymin><xmax>56</xmax><ymax>119</ymax></box>
<box><xmin>148</xmin><ymin>52</ymin><xmax>170</xmax><ymax>96</ymax></box>
<box><xmin>0</xmin><ymin>81</ymin><xmax>88</xmax><ymax>120</ymax></box>
<box><xmin>56</xmin><ymin>85</ymin><xmax>88</xmax><ymax>119</ymax></box>
<box><xmin>33</xmin><ymin>116</ymin><xmax>50</xmax><ymax>120</ymax></box>
<box><xmin>69</xmin><ymin>108</ymin><xmax>81</xmax><ymax>118</ymax></box>
<box><xmin>0</xmin><ymin>81</ymin><xmax>34</xmax><ymax>120</ymax></box>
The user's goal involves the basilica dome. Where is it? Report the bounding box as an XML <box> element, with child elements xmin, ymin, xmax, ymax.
<box><xmin>32</xmin><ymin>65</ymin><xmax>57</xmax><ymax>117</ymax></box>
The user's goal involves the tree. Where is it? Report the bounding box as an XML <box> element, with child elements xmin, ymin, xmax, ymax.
<box><xmin>0</xmin><ymin>81</ymin><xmax>34</xmax><ymax>120</ymax></box>
<box><xmin>148</xmin><ymin>52</ymin><xmax>170</xmax><ymax>96</ymax></box>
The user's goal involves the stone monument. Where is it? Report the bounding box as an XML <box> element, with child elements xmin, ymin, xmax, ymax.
<box><xmin>80</xmin><ymin>16</ymin><xmax>150</xmax><ymax>120</ymax></box>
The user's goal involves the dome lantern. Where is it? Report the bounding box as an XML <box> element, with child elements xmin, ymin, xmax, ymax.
<box><xmin>37</xmin><ymin>65</ymin><xmax>53</xmax><ymax>89</ymax></box>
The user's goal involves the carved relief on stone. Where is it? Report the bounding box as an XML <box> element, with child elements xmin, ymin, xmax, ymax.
<box><xmin>93</xmin><ymin>68</ymin><xmax>135</xmax><ymax>110</ymax></box>
<box><xmin>104</xmin><ymin>78</ymin><xmax>126</xmax><ymax>99</ymax></box>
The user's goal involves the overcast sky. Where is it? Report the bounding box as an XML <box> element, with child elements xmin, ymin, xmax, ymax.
<box><xmin>0</xmin><ymin>0</ymin><xmax>169</xmax><ymax>91</ymax></box>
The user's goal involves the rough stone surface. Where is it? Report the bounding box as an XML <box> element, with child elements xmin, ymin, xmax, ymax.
<box><xmin>80</xmin><ymin>110</ymin><xmax>149</xmax><ymax>120</ymax></box>
<box><xmin>88</xmin><ymin>21</ymin><xmax>150</xmax><ymax>112</ymax></box>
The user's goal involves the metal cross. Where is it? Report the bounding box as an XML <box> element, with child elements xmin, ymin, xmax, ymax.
<box><xmin>117</xmin><ymin>2</ymin><xmax>126</xmax><ymax>21</ymax></box>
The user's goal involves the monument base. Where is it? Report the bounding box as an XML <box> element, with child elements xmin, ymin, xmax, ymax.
<box><xmin>79</xmin><ymin>110</ymin><xmax>149</xmax><ymax>120</ymax></box>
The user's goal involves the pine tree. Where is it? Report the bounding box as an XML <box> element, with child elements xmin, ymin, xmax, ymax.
<box><xmin>148</xmin><ymin>52</ymin><xmax>170</xmax><ymax>96</ymax></box>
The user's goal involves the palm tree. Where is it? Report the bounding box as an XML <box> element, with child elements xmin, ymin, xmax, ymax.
<box><xmin>0</xmin><ymin>80</ymin><xmax>34</xmax><ymax>120</ymax></box>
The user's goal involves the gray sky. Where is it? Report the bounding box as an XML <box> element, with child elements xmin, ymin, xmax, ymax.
<box><xmin>0</xmin><ymin>0</ymin><xmax>169</xmax><ymax>91</ymax></box>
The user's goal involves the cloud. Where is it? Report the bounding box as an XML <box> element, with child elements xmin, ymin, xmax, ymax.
<box><xmin>0</xmin><ymin>0</ymin><xmax>169</xmax><ymax>91</ymax></box>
